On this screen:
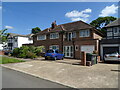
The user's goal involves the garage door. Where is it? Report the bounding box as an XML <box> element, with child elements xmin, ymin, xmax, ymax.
<box><xmin>103</xmin><ymin>47</ymin><xmax>119</xmax><ymax>57</ymax></box>
<box><xmin>81</xmin><ymin>45</ymin><xmax>95</xmax><ymax>53</ymax></box>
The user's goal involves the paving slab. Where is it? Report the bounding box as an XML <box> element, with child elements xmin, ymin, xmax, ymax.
<box><xmin>1</xmin><ymin>59</ymin><xmax>119</xmax><ymax>88</ymax></box>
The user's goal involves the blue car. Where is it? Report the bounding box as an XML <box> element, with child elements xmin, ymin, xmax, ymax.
<box><xmin>45</xmin><ymin>49</ymin><xmax>64</xmax><ymax>60</ymax></box>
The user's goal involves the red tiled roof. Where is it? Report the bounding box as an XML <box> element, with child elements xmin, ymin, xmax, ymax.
<box><xmin>35</xmin><ymin>20</ymin><xmax>103</xmax><ymax>36</ymax></box>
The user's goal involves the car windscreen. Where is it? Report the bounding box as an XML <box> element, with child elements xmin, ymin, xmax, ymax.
<box><xmin>46</xmin><ymin>50</ymin><xmax>54</xmax><ymax>53</ymax></box>
<box><xmin>55</xmin><ymin>50</ymin><xmax>63</xmax><ymax>54</ymax></box>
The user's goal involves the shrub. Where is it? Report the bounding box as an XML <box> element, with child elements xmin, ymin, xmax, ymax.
<box><xmin>12</xmin><ymin>46</ymin><xmax>44</xmax><ymax>59</ymax></box>
<box><xmin>35</xmin><ymin>46</ymin><xmax>45</xmax><ymax>56</ymax></box>
<box><xmin>26</xmin><ymin>51</ymin><xmax>37</xmax><ymax>59</ymax></box>
<box><xmin>12</xmin><ymin>48</ymin><xmax>20</xmax><ymax>57</ymax></box>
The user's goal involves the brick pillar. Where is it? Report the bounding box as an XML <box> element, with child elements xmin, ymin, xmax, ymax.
<box><xmin>97</xmin><ymin>56</ymin><xmax>101</xmax><ymax>63</ymax></box>
<box><xmin>81</xmin><ymin>52</ymin><xmax>86</xmax><ymax>66</ymax></box>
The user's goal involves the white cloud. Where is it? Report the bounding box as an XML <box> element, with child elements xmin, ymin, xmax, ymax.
<box><xmin>99</xmin><ymin>4</ymin><xmax>118</xmax><ymax>17</ymax></box>
<box><xmin>71</xmin><ymin>17</ymin><xmax>88</xmax><ymax>22</ymax></box>
<box><xmin>5</xmin><ymin>26</ymin><xmax>14</xmax><ymax>29</ymax></box>
<box><xmin>65</xmin><ymin>8</ymin><xmax>92</xmax><ymax>22</ymax></box>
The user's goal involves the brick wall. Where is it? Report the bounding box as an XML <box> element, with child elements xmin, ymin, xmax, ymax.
<box><xmin>33</xmin><ymin>29</ymin><xmax>101</xmax><ymax>59</ymax></box>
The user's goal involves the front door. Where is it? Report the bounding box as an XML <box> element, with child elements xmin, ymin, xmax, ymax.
<box><xmin>64</xmin><ymin>46</ymin><xmax>73</xmax><ymax>58</ymax></box>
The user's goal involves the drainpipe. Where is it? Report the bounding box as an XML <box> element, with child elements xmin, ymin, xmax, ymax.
<box><xmin>61</xmin><ymin>31</ymin><xmax>64</xmax><ymax>53</ymax></box>
<box><xmin>72</xmin><ymin>40</ymin><xmax>75</xmax><ymax>59</ymax></box>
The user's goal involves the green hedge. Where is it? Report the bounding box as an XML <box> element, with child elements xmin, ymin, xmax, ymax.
<box><xmin>12</xmin><ymin>46</ymin><xmax>45</xmax><ymax>59</ymax></box>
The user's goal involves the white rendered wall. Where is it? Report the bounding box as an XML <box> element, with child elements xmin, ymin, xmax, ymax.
<box><xmin>17</xmin><ymin>37</ymin><xmax>33</xmax><ymax>48</ymax></box>
<box><xmin>0</xmin><ymin>44</ymin><xmax>3</xmax><ymax>50</ymax></box>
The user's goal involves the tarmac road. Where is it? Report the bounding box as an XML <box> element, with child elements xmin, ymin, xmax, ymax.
<box><xmin>2</xmin><ymin>67</ymin><xmax>71</xmax><ymax>89</ymax></box>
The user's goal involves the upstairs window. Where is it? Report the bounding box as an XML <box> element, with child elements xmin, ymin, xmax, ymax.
<box><xmin>72</xmin><ymin>32</ymin><xmax>76</xmax><ymax>38</ymax></box>
<box><xmin>113</xmin><ymin>27</ymin><xmax>119</xmax><ymax>34</ymax></box>
<box><xmin>79</xmin><ymin>30</ymin><xmax>90</xmax><ymax>37</ymax></box>
<box><xmin>37</xmin><ymin>35</ymin><xmax>46</xmax><ymax>40</ymax></box>
<box><xmin>50</xmin><ymin>33</ymin><xmax>59</xmax><ymax>39</ymax></box>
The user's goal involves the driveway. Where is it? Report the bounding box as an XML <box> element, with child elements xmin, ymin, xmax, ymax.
<box><xmin>1</xmin><ymin>58</ymin><xmax>119</xmax><ymax>88</ymax></box>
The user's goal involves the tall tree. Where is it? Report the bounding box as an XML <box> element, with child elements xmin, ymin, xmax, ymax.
<box><xmin>31</xmin><ymin>27</ymin><xmax>41</xmax><ymax>34</ymax></box>
<box><xmin>90</xmin><ymin>16</ymin><xmax>117</xmax><ymax>31</ymax></box>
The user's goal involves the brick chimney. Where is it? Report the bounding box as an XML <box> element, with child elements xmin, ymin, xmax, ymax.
<box><xmin>51</xmin><ymin>20</ymin><xmax>57</xmax><ymax>29</ymax></box>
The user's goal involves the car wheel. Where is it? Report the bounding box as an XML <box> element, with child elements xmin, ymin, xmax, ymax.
<box><xmin>54</xmin><ymin>57</ymin><xmax>57</xmax><ymax>60</ymax></box>
<box><xmin>61</xmin><ymin>57</ymin><xmax>64</xmax><ymax>60</ymax></box>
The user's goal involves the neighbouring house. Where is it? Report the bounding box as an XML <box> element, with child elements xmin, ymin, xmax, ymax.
<box><xmin>100</xmin><ymin>18</ymin><xmax>120</xmax><ymax>60</ymax></box>
<box><xmin>33</xmin><ymin>21</ymin><xmax>103</xmax><ymax>59</ymax></box>
<box><xmin>0</xmin><ymin>43</ymin><xmax>3</xmax><ymax>51</ymax></box>
<box><xmin>4</xmin><ymin>33</ymin><xmax>33</xmax><ymax>51</ymax></box>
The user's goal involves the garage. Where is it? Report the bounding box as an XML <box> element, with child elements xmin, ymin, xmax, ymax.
<box><xmin>81</xmin><ymin>45</ymin><xmax>95</xmax><ymax>53</ymax></box>
<box><xmin>103</xmin><ymin>47</ymin><xmax>119</xmax><ymax>57</ymax></box>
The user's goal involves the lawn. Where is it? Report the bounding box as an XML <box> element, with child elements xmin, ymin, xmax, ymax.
<box><xmin>0</xmin><ymin>56</ymin><xmax>25</xmax><ymax>64</ymax></box>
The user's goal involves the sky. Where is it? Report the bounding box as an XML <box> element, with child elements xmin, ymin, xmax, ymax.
<box><xmin>1</xmin><ymin>2</ymin><xmax>119</xmax><ymax>35</ymax></box>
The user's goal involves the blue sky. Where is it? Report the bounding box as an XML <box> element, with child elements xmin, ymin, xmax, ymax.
<box><xmin>2</xmin><ymin>2</ymin><xmax>118</xmax><ymax>35</ymax></box>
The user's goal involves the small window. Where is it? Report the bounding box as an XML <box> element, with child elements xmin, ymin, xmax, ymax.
<box><xmin>79</xmin><ymin>30</ymin><xmax>90</xmax><ymax>37</ymax></box>
<box><xmin>50</xmin><ymin>33</ymin><xmax>59</xmax><ymax>39</ymax></box>
<box><xmin>37</xmin><ymin>35</ymin><xmax>46</xmax><ymax>40</ymax></box>
<box><xmin>75</xmin><ymin>45</ymin><xmax>79</xmax><ymax>51</ymax></box>
<box><xmin>15</xmin><ymin>39</ymin><xmax>17</xmax><ymax>42</ymax></box>
<box><xmin>72</xmin><ymin>32</ymin><xmax>76</xmax><ymax>38</ymax></box>
<box><xmin>113</xmin><ymin>27</ymin><xmax>118</xmax><ymax>34</ymax></box>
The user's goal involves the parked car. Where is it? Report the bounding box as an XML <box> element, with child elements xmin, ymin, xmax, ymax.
<box><xmin>104</xmin><ymin>52</ymin><xmax>120</xmax><ymax>61</ymax></box>
<box><xmin>4</xmin><ymin>50</ymin><xmax>12</xmax><ymax>55</ymax></box>
<box><xmin>45</xmin><ymin>49</ymin><xmax>64</xmax><ymax>60</ymax></box>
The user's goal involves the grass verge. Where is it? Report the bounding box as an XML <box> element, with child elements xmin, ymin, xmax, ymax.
<box><xmin>0</xmin><ymin>56</ymin><xmax>25</xmax><ymax>64</ymax></box>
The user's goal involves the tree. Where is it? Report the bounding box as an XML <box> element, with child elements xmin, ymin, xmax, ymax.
<box><xmin>90</xmin><ymin>16</ymin><xmax>117</xmax><ymax>32</ymax></box>
<box><xmin>0</xmin><ymin>29</ymin><xmax>7</xmax><ymax>36</ymax></box>
<box><xmin>31</xmin><ymin>27</ymin><xmax>41</xmax><ymax>34</ymax></box>
<box><xmin>0</xmin><ymin>29</ymin><xmax>8</xmax><ymax>43</ymax></box>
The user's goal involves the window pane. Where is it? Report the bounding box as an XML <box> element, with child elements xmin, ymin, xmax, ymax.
<box><xmin>80</xmin><ymin>30</ymin><xmax>90</xmax><ymax>37</ymax></box>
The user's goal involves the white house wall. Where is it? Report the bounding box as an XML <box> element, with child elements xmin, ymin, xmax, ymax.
<box><xmin>0</xmin><ymin>44</ymin><xmax>3</xmax><ymax>50</ymax></box>
<box><xmin>18</xmin><ymin>37</ymin><xmax>33</xmax><ymax>48</ymax></box>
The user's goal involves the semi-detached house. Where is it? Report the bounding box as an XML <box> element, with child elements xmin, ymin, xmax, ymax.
<box><xmin>33</xmin><ymin>21</ymin><xmax>103</xmax><ymax>59</ymax></box>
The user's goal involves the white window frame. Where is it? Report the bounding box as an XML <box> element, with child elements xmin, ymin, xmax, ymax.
<box><xmin>113</xmin><ymin>27</ymin><xmax>118</xmax><ymax>34</ymax></box>
<box><xmin>72</xmin><ymin>32</ymin><xmax>76</xmax><ymax>38</ymax></box>
<box><xmin>37</xmin><ymin>35</ymin><xmax>46</xmax><ymax>40</ymax></box>
<box><xmin>50</xmin><ymin>33</ymin><xmax>59</xmax><ymax>39</ymax></box>
<box><xmin>79</xmin><ymin>30</ymin><xmax>90</xmax><ymax>37</ymax></box>
<box><xmin>49</xmin><ymin>45</ymin><xmax>59</xmax><ymax>50</ymax></box>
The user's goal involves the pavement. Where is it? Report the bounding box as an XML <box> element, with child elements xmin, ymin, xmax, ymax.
<box><xmin>1</xmin><ymin>58</ymin><xmax>119</xmax><ymax>88</ymax></box>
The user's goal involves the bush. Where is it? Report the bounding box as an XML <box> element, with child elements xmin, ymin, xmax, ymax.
<box><xmin>12</xmin><ymin>46</ymin><xmax>45</xmax><ymax>59</ymax></box>
<box><xmin>18</xmin><ymin>46</ymin><xmax>29</xmax><ymax>58</ymax></box>
<box><xmin>26</xmin><ymin>52</ymin><xmax>37</xmax><ymax>59</ymax></box>
<box><xmin>35</xmin><ymin>46</ymin><xmax>45</xmax><ymax>56</ymax></box>
<box><xmin>12</xmin><ymin>48</ymin><xmax>20</xmax><ymax>57</ymax></box>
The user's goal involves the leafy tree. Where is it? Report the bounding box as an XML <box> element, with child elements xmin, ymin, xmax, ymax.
<box><xmin>0</xmin><ymin>29</ymin><xmax>8</xmax><ymax>43</ymax></box>
<box><xmin>90</xmin><ymin>16</ymin><xmax>117</xmax><ymax>32</ymax></box>
<box><xmin>31</xmin><ymin>27</ymin><xmax>41</xmax><ymax>34</ymax></box>
<box><xmin>0</xmin><ymin>29</ymin><xmax>7</xmax><ymax>36</ymax></box>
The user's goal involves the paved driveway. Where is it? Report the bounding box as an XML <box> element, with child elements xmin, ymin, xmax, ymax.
<box><xmin>1</xmin><ymin>58</ymin><xmax>119</xmax><ymax>88</ymax></box>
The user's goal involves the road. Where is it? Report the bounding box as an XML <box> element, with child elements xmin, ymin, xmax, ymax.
<box><xmin>2</xmin><ymin>67</ymin><xmax>72</xmax><ymax>88</ymax></box>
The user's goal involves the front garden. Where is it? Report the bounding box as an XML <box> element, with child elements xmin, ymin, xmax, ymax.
<box><xmin>0</xmin><ymin>56</ymin><xmax>25</xmax><ymax>64</ymax></box>
<box><xmin>11</xmin><ymin>46</ymin><xmax>45</xmax><ymax>59</ymax></box>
